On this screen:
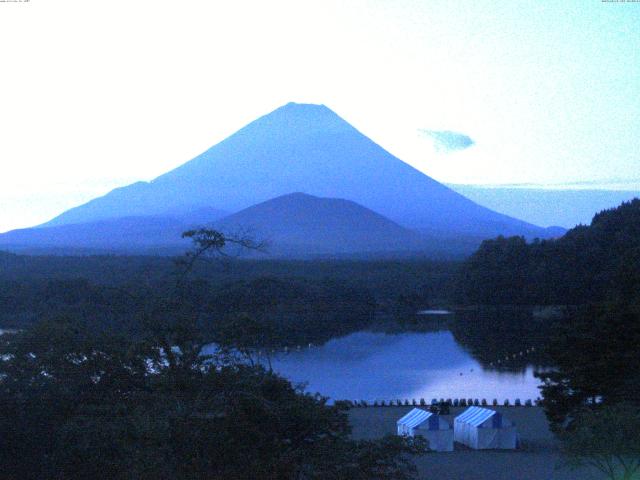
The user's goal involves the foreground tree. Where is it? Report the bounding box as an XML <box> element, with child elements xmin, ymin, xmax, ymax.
<box><xmin>535</xmin><ymin>304</ymin><xmax>640</xmax><ymax>479</ymax></box>
<box><xmin>535</xmin><ymin>305</ymin><xmax>640</xmax><ymax>430</ymax></box>
<box><xmin>560</xmin><ymin>404</ymin><xmax>640</xmax><ymax>480</ymax></box>
<box><xmin>0</xmin><ymin>316</ymin><xmax>427</xmax><ymax>479</ymax></box>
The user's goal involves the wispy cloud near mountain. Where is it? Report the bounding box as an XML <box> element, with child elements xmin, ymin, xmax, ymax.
<box><xmin>419</xmin><ymin>129</ymin><xmax>475</xmax><ymax>153</ymax></box>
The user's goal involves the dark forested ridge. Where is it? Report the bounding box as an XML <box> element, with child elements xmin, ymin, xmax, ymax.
<box><xmin>455</xmin><ymin>198</ymin><xmax>640</xmax><ymax>306</ymax></box>
<box><xmin>0</xmin><ymin>253</ymin><xmax>459</xmax><ymax>345</ymax></box>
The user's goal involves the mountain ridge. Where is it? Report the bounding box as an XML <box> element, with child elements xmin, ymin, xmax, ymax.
<box><xmin>214</xmin><ymin>192</ymin><xmax>426</xmax><ymax>256</ymax></box>
<box><xmin>41</xmin><ymin>102</ymin><xmax>553</xmax><ymax>239</ymax></box>
<box><xmin>1</xmin><ymin>102</ymin><xmax>565</xmax><ymax>256</ymax></box>
<box><xmin>0</xmin><ymin>193</ymin><xmax>487</xmax><ymax>258</ymax></box>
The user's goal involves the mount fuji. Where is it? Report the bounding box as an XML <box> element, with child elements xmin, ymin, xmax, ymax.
<box><xmin>0</xmin><ymin>102</ymin><xmax>561</xmax><ymax>256</ymax></box>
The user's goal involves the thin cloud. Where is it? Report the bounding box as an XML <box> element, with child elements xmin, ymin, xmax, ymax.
<box><xmin>419</xmin><ymin>129</ymin><xmax>475</xmax><ymax>153</ymax></box>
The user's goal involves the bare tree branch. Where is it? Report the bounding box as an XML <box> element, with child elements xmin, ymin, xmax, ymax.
<box><xmin>175</xmin><ymin>228</ymin><xmax>267</xmax><ymax>285</ymax></box>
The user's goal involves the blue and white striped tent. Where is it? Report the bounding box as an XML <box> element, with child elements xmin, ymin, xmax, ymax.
<box><xmin>396</xmin><ymin>408</ymin><xmax>453</xmax><ymax>451</ymax></box>
<box><xmin>454</xmin><ymin>406</ymin><xmax>517</xmax><ymax>449</ymax></box>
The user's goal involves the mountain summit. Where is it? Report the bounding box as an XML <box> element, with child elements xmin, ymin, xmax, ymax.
<box><xmin>41</xmin><ymin>102</ymin><xmax>551</xmax><ymax>239</ymax></box>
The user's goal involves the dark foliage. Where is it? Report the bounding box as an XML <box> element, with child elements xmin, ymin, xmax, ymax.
<box><xmin>0</xmin><ymin>254</ymin><xmax>458</xmax><ymax>338</ymax></box>
<box><xmin>535</xmin><ymin>305</ymin><xmax>640</xmax><ymax>431</ymax></box>
<box><xmin>0</xmin><ymin>316</ymin><xmax>427</xmax><ymax>480</ymax></box>
<box><xmin>559</xmin><ymin>403</ymin><xmax>640</xmax><ymax>480</ymax></box>
<box><xmin>455</xmin><ymin>199</ymin><xmax>640</xmax><ymax>306</ymax></box>
<box><xmin>205</xmin><ymin>276</ymin><xmax>376</xmax><ymax>346</ymax></box>
<box><xmin>0</xmin><ymin>229</ymin><xmax>430</xmax><ymax>479</ymax></box>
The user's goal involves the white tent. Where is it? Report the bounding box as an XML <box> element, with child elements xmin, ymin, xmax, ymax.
<box><xmin>454</xmin><ymin>406</ymin><xmax>517</xmax><ymax>450</ymax></box>
<box><xmin>396</xmin><ymin>408</ymin><xmax>453</xmax><ymax>452</ymax></box>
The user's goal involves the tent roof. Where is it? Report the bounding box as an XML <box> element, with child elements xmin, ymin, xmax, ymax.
<box><xmin>397</xmin><ymin>408</ymin><xmax>432</xmax><ymax>429</ymax></box>
<box><xmin>455</xmin><ymin>406</ymin><xmax>497</xmax><ymax>427</ymax></box>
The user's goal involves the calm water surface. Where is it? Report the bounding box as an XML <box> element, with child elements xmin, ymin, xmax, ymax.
<box><xmin>261</xmin><ymin>331</ymin><xmax>541</xmax><ymax>403</ymax></box>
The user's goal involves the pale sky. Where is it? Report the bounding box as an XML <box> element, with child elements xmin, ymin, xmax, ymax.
<box><xmin>1</xmin><ymin>0</ymin><xmax>639</xmax><ymax>232</ymax></box>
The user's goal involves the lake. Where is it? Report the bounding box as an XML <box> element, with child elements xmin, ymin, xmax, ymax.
<box><xmin>211</xmin><ymin>330</ymin><xmax>542</xmax><ymax>404</ymax></box>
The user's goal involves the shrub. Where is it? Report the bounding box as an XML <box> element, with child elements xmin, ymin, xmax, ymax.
<box><xmin>419</xmin><ymin>398</ymin><xmax>426</xmax><ymax>406</ymax></box>
<box><xmin>503</xmin><ymin>399</ymin><xmax>510</xmax><ymax>407</ymax></box>
<box><xmin>412</xmin><ymin>399</ymin><xmax>417</xmax><ymax>406</ymax></box>
<box><xmin>361</xmin><ymin>400</ymin><xmax>368</xmax><ymax>408</ymax></box>
<box><xmin>481</xmin><ymin>399</ymin><xmax>487</xmax><ymax>406</ymax></box>
<box><xmin>514</xmin><ymin>398</ymin><xmax>521</xmax><ymax>407</ymax></box>
<box><xmin>453</xmin><ymin>399</ymin><xmax>459</xmax><ymax>407</ymax></box>
<box><xmin>460</xmin><ymin>399</ymin><xmax>467</xmax><ymax>407</ymax></box>
<box><xmin>473</xmin><ymin>399</ymin><xmax>480</xmax><ymax>406</ymax></box>
<box><xmin>467</xmin><ymin>398</ymin><xmax>473</xmax><ymax>406</ymax></box>
<box><xmin>380</xmin><ymin>400</ymin><xmax>386</xmax><ymax>407</ymax></box>
<box><xmin>404</xmin><ymin>399</ymin><xmax>409</xmax><ymax>406</ymax></box>
<box><xmin>446</xmin><ymin>398</ymin><xmax>452</xmax><ymax>406</ymax></box>
<box><xmin>524</xmin><ymin>399</ymin><xmax>532</xmax><ymax>407</ymax></box>
<box><xmin>373</xmin><ymin>400</ymin><xmax>379</xmax><ymax>407</ymax></box>
<box><xmin>431</xmin><ymin>398</ymin><xmax>438</xmax><ymax>405</ymax></box>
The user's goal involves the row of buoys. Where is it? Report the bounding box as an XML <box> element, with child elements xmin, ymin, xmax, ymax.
<box><xmin>489</xmin><ymin>347</ymin><xmax>536</xmax><ymax>367</ymax></box>
<box><xmin>258</xmin><ymin>343</ymin><xmax>315</xmax><ymax>356</ymax></box>
<box><xmin>347</xmin><ymin>398</ymin><xmax>540</xmax><ymax>408</ymax></box>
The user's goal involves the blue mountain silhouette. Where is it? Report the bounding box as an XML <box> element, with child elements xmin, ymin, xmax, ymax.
<box><xmin>0</xmin><ymin>102</ymin><xmax>561</xmax><ymax>255</ymax></box>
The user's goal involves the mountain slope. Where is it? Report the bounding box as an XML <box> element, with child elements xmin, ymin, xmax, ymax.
<box><xmin>0</xmin><ymin>216</ymin><xmax>190</xmax><ymax>253</ymax></box>
<box><xmin>42</xmin><ymin>102</ymin><xmax>554</xmax><ymax>239</ymax></box>
<box><xmin>0</xmin><ymin>193</ymin><xmax>484</xmax><ymax>257</ymax></box>
<box><xmin>214</xmin><ymin>192</ymin><xmax>426</xmax><ymax>255</ymax></box>
<box><xmin>0</xmin><ymin>207</ymin><xmax>227</xmax><ymax>254</ymax></box>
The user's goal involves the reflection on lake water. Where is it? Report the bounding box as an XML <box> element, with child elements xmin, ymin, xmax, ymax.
<box><xmin>262</xmin><ymin>330</ymin><xmax>541</xmax><ymax>403</ymax></box>
<box><xmin>416</xmin><ymin>309</ymin><xmax>453</xmax><ymax>315</ymax></box>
